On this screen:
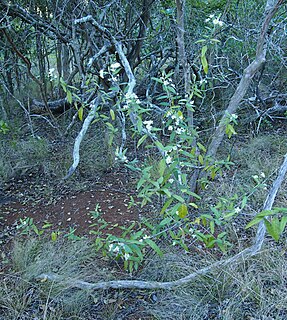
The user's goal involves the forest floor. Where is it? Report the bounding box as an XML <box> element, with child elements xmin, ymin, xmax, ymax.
<box><xmin>1</xmin><ymin>132</ymin><xmax>287</xmax><ymax>319</ymax></box>
<box><xmin>0</xmin><ymin>167</ymin><xmax>150</xmax><ymax>239</ymax></box>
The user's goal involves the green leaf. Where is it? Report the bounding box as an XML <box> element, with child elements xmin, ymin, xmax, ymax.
<box><xmin>210</xmin><ymin>220</ymin><xmax>215</xmax><ymax>234</ymax></box>
<box><xmin>178</xmin><ymin>203</ymin><xmax>188</xmax><ymax>218</ymax></box>
<box><xmin>201</xmin><ymin>45</ymin><xmax>208</xmax><ymax>57</ymax></box>
<box><xmin>280</xmin><ymin>216</ymin><xmax>287</xmax><ymax>233</ymax></box>
<box><xmin>137</xmin><ymin>134</ymin><xmax>147</xmax><ymax>148</ymax></box>
<box><xmin>162</xmin><ymin>188</ymin><xmax>172</xmax><ymax>198</ymax></box>
<box><xmin>145</xmin><ymin>239</ymin><xmax>163</xmax><ymax>257</ymax></box>
<box><xmin>264</xmin><ymin>218</ymin><xmax>280</xmax><ymax>241</ymax></box>
<box><xmin>241</xmin><ymin>196</ymin><xmax>248</xmax><ymax>209</ymax></box>
<box><xmin>197</xmin><ymin>142</ymin><xmax>206</xmax><ymax>153</ymax></box>
<box><xmin>130</xmin><ymin>244</ymin><xmax>143</xmax><ymax>259</ymax></box>
<box><xmin>158</xmin><ymin>159</ymin><xmax>167</xmax><ymax>176</ymax></box>
<box><xmin>67</xmin><ymin>90</ymin><xmax>72</xmax><ymax>104</ymax></box>
<box><xmin>173</xmin><ymin>194</ymin><xmax>185</xmax><ymax>203</ymax></box>
<box><xmin>201</xmin><ymin>56</ymin><xmax>208</xmax><ymax>74</ymax></box>
<box><xmin>78</xmin><ymin>106</ymin><xmax>84</xmax><ymax>121</ymax></box>
<box><xmin>245</xmin><ymin>217</ymin><xmax>262</xmax><ymax>229</ymax></box>
<box><xmin>198</xmin><ymin>154</ymin><xmax>204</xmax><ymax>165</ymax></box>
<box><xmin>110</xmin><ymin>109</ymin><xmax>115</xmax><ymax>121</ymax></box>
<box><xmin>160</xmin><ymin>198</ymin><xmax>173</xmax><ymax>214</ymax></box>
<box><xmin>154</xmin><ymin>140</ymin><xmax>165</xmax><ymax>151</ymax></box>
<box><xmin>51</xmin><ymin>232</ymin><xmax>58</xmax><ymax>241</ymax></box>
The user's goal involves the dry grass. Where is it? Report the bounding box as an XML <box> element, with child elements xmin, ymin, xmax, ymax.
<box><xmin>1</xmin><ymin>235</ymin><xmax>287</xmax><ymax>319</ymax></box>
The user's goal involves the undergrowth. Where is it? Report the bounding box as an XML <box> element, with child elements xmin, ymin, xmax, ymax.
<box><xmin>1</xmin><ymin>237</ymin><xmax>287</xmax><ymax>319</ymax></box>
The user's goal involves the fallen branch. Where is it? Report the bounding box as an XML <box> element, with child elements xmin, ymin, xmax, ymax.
<box><xmin>38</xmin><ymin>153</ymin><xmax>287</xmax><ymax>290</ymax></box>
<box><xmin>32</xmin><ymin>98</ymin><xmax>71</xmax><ymax>113</ymax></box>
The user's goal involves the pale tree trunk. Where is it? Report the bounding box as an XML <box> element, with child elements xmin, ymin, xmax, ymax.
<box><xmin>206</xmin><ymin>0</ymin><xmax>284</xmax><ymax>159</ymax></box>
<box><xmin>189</xmin><ymin>0</ymin><xmax>284</xmax><ymax>193</ymax></box>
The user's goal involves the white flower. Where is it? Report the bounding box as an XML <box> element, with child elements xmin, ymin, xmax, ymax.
<box><xmin>171</xmin><ymin>114</ymin><xmax>176</xmax><ymax>120</ymax></box>
<box><xmin>110</xmin><ymin>62</ymin><xmax>121</xmax><ymax>71</ymax></box>
<box><xmin>168</xmin><ymin>178</ymin><xmax>174</xmax><ymax>184</ymax></box>
<box><xmin>168</xmin><ymin>125</ymin><xmax>173</xmax><ymax>131</ymax></box>
<box><xmin>113</xmin><ymin>246</ymin><xmax>120</xmax><ymax>254</ymax></box>
<box><xmin>125</xmin><ymin>92</ymin><xmax>140</xmax><ymax>105</ymax></box>
<box><xmin>143</xmin><ymin>235</ymin><xmax>149</xmax><ymax>240</ymax></box>
<box><xmin>213</xmin><ymin>18</ymin><xmax>223</xmax><ymax>26</ymax></box>
<box><xmin>260</xmin><ymin>172</ymin><xmax>266</xmax><ymax>178</ymax></box>
<box><xmin>122</xmin><ymin>104</ymin><xmax>129</xmax><ymax>110</ymax></box>
<box><xmin>124</xmin><ymin>253</ymin><xmax>130</xmax><ymax>260</ymax></box>
<box><xmin>143</xmin><ymin>120</ymin><xmax>153</xmax><ymax>132</ymax></box>
<box><xmin>176</xmin><ymin>127</ymin><xmax>185</xmax><ymax>134</ymax></box>
<box><xmin>166</xmin><ymin>156</ymin><xmax>172</xmax><ymax>164</ymax></box>
<box><xmin>234</xmin><ymin>207</ymin><xmax>241</xmax><ymax>214</ymax></box>
<box><xmin>175</xmin><ymin>210</ymin><xmax>179</xmax><ymax>216</ymax></box>
<box><xmin>252</xmin><ymin>175</ymin><xmax>259</xmax><ymax>180</ymax></box>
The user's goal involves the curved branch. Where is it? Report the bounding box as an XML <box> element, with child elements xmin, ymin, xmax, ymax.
<box><xmin>64</xmin><ymin>96</ymin><xmax>101</xmax><ymax>179</ymax></box>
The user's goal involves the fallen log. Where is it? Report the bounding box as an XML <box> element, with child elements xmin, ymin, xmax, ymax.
<box><xmin>31</xmin><ymin>98</ymin><xmax>71</xmax><ymax>114</ymax></box>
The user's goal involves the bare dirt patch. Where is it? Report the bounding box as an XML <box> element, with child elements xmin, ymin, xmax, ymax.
<box><xmin>0</xmin><ymin>168</ymin><xmax>144</xmax><ymax>237</ymax></box>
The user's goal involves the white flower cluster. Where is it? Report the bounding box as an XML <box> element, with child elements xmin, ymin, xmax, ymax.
<box><xmin>234</xmin><ymin>207</ymin><xmax>241</xmax><ymax>214</ymax></box>
<box><xmin>165</xmin><ymin>109</ymin><xmax>185</xmax><ymax>132</ymax></box>
<box><xmin>139</xmin><ymin>235</ymin><xmax>150</xmax><ymax>243</ymax></box>
<box><xmin>122</xmin><ymin>92</ymin><xmax>141</xmax><ymax>110</ymax></box>
<box><xmin>252</xmin><ymin>172</ymin><xmax>267</xmax><ymax>190</ymax></box>
<box><xmin>229</xmin><ymin>113</ymin><xmax>238</xmax><ymax>122</ymax></box>
<box><xmin>143</xmin><ymin>120</ymin><xmax>153</xmax><ymax>133</ymax></box>
<box><xmin>166</xmin><ymin>155</ymin><xmax>172</xmax><ymax>164</ymax></box>
<box><xmin>108</xmin><ymin>242</ymin><xmax>130</xmax><ymax>260</ymax></box>
<box><xmin>205</xmin><ymin>14</ymin><xmax>224</xmax><ymax>27</ymax></box>
<box><xmin>161</xmin><ymin>76</ymin><xmax>175</xmax><ymax>89</ymax></box>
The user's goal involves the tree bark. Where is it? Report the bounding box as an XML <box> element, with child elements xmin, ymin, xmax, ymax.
<box><xmin>206</xmin><ymin>0</ymin><xmax>284</xmax><ymax>159</ymax></box>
